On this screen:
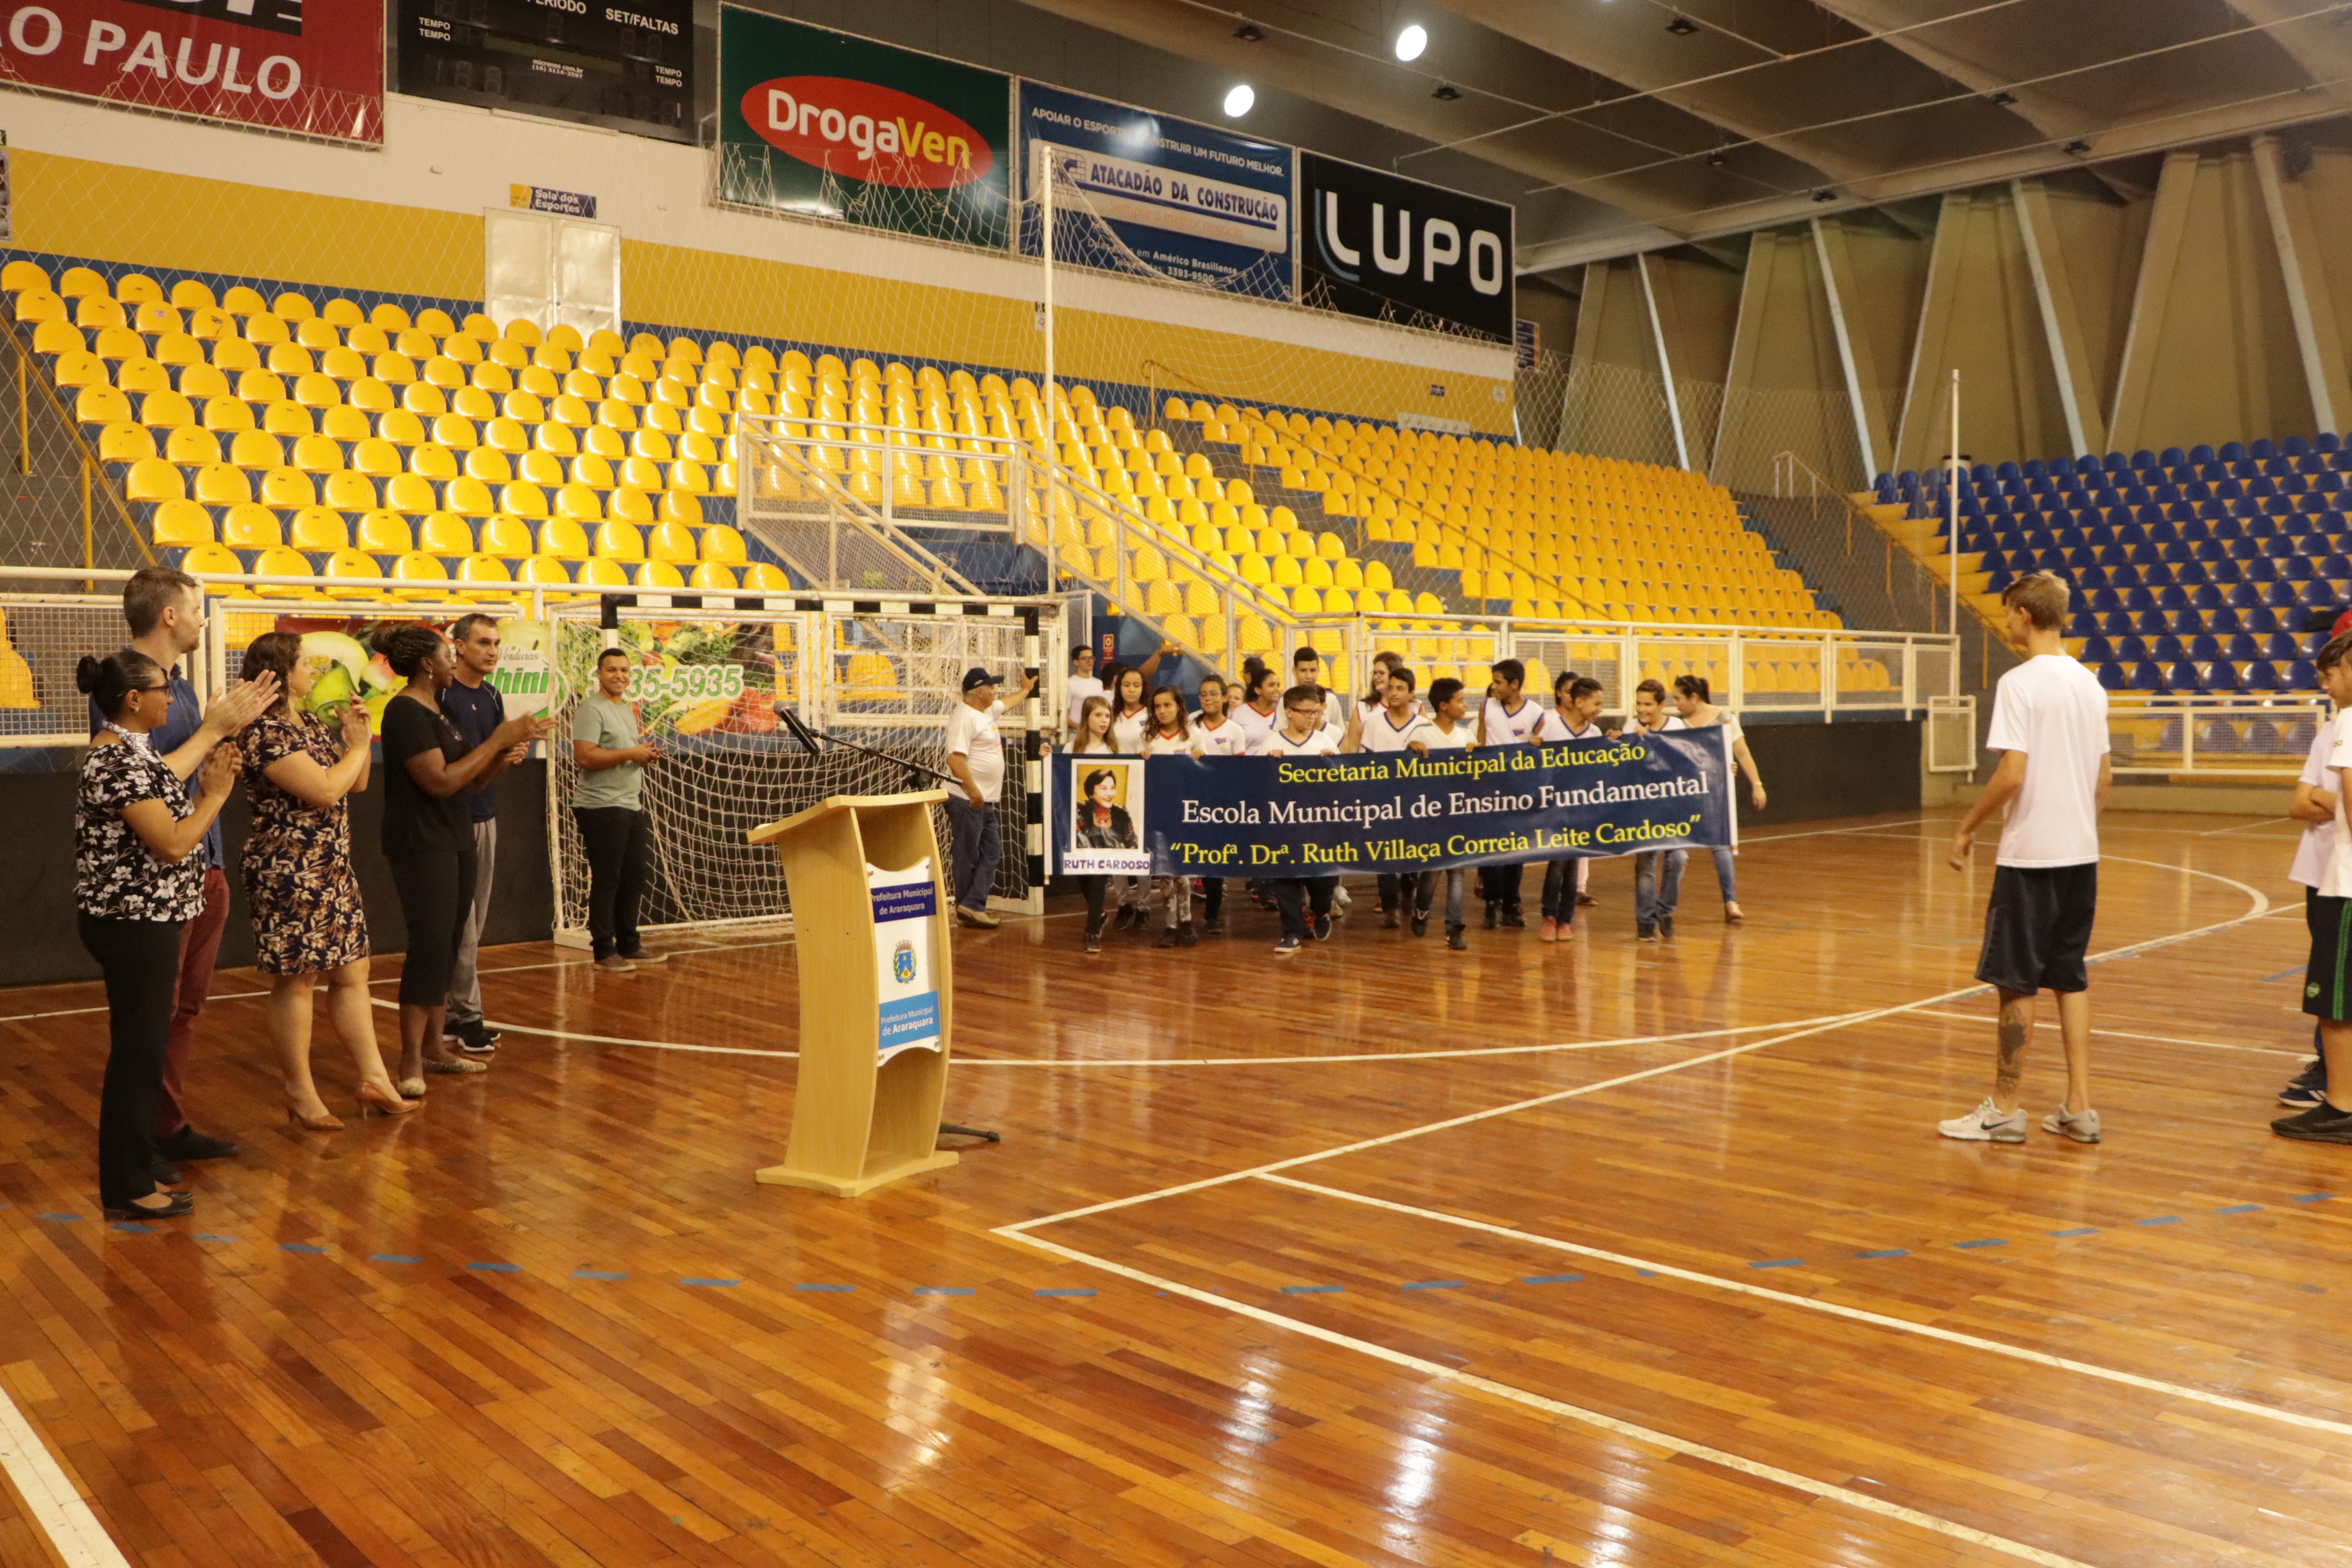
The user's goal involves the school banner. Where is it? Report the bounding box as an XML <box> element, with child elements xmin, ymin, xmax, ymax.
<box><xmin>1018</xmin><ymin>80</ymin><xmax>1292</xmax><ymax>300</ymax></box>
<box><xmin>717</xmin><ymin>7</ymin><xmax>1012</xmax><ymax>249</ymax></box>
<box><xmin>0</xmin><ymin>0</ymin><xmax>386</xmax><ymax>145</ymax></box>
<box><xmin>1054</xmin><ymin>731</ymin><xmax>1732</xmax><ymax>878</ymax></box>
<box><xmin>1299</xmin><ymin>151</ymin><xmax>1514</xmax><ymax>341</ymax></box>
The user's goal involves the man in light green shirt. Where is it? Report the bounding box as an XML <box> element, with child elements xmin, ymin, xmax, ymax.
<box><xmin>570</xmin><ymin>649</ymin><xmax>664</xmax><ymax>970</ymax></box>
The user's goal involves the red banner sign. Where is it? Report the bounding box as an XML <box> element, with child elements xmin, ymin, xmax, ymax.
<box><xmin>0</xmin><ymin>0</ymin><xmax>383</xmax><ymax>145</ymax></box>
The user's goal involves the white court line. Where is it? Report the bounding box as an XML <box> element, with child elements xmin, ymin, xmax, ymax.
<box><xmin>1910</xmin><ymin>1007</ymin><xmax>2308</xmax><ymax>1060</ymax></box>
<box><xmin>0</xmin><ymin>1384</ymin><xmax>129</xmax><ymax>1568</ymax></box>
<box><xmin>1001</xmin><ymin>1229</ymin><xmax>2095</xmax><ymax>1568</ymax></box>
<box><xmin>1737</xmin><ymin>816</ymin><xmax>1945</xmax><ymax>844</ymax></box>
<box><xmin>2196</xmin><ymin>818</ymin><xmax>2301</xmax><ymax>837</ymax></box>
<box><xmin>1260</xmin><ymin>1172</ymin><xmax>2352</xmax><ymax>1443</ymax></box>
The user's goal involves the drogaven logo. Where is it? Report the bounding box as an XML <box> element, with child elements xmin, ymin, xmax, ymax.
<box><xmin>743</xmin><ymin>76</ymin><xmax>993</xmax><ymax>190</ymax></box>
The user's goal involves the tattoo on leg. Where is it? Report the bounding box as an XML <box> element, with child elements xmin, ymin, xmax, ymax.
<box><xmin>1996</xmin><ymin>1008</ymin><xmax>2028</xmax><ymax>1100</ymax></box>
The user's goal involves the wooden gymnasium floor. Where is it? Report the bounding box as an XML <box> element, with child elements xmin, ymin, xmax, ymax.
<box><xmin>1</xmin><ymin>807</ymin><xmax>2347</xmax><ymax>1568</ymax></box>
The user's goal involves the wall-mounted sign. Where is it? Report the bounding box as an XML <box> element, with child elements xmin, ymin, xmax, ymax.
<box><xmin>396</xmin><ymin>0</ymin><xmax>691</xmax><ymax>144</ymax></box>
<box><xmin>717</xmin><ymin>8</ymin><xmax>1012</xmax><ymax>250</ymax></box>
<box><xmin>0</xmin><ymin>0</ymin><xmax>384</xmax><ymax>143</ymax></box>
<box><xmin>1017</xmin><ymin>81</ymin><xmax>1292</xmax><ymax>301</ymax></box>
<box><xmin>1299</xmin><ymin>152</ymin><xmax>1514</xmax><ymax>341</ymax></box>
<box><xmin>512</xmin><ymin>183</ymin><xmax>596</xmax><ymax>218</ymax></box>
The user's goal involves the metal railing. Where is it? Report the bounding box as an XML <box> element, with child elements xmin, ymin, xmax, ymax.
<box><xmin>736</xmin><ymin>415</ymin><xmax>982</xmax><ymax>596</ymax></box>
<box><xmin>1288</xmin><ymin>612</ymin><xmax>1959</xmax><ymax>720</ymax></box>
<box><xmin>2107</xmin><ymin>697</ymin><xmax>2327</xmax><ymax>779</ymax></box>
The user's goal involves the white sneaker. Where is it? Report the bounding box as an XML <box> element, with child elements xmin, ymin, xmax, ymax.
<box><xmin>2041</xmin><ymin>1105</ymin><xmax>2102</xmax><ymax>1144</ymax></box>
<box><xmin>1938</xmin><ymin>1097</ymin><xmax>2027</xmax><ymax>1144</ymax></box>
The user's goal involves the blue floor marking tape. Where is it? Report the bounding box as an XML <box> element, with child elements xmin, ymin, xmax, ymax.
<box><xmin>912</xmin><ymin>1286</ymin><xmax>973</xmax><ymax>1295</ymax></box>
<box><xmin>467</xmin><ymin>1262</ymin><xmax>520</xmax><ymax>1273</ymax></box>
<box><xmin>793</xmin><ymin>1282</ymin><xmax>852</xmax><ymax>1292</ymax></box>
<box><xmin>681</xmin><ymin>1277</ymin><xmax>739</xmax><ymax>1288</ymax></box>
<box><xmin>1854</xmin><ymin>1249</ymin><xmax>1909</xmax><ymax>1259</ymax></box>
<box><xmin>2137</xmin><ymin>1216</ymin><xmax>2183</xmax><ymax>1226</ymax></box>
<box><xmin>1402</xmin><ymin>1279</ymin><xmax>1463</xmax><ymax>1289</ymax></box>
<box><xmin>1520</xmin><ymin>1273</ymin><xmax>1581</xmax><ymax>1283</ymax></box>
<box><xmin>1035</xmin><ymin>1287</ymin><xmax>1096</xmax><ymax>1297</ymax></box>
<box><xmin>1281</xmin><ymin>1284</ymin><xmax>1342</xmax><ymax>1294</ymax></box>
<box><xmin>571</xmin><ymin>1269</ymin><xmax>626</xmax><ymax>1280</ymax></box>
<box><xmin>2049</xmin><ymin>1227</ymin><xmax>2099</xmax><ymax>1237</ymax></box>
<box><xmin>1749</xmin><ymin>1259</ymin><xmax>1804</xmax><ymax>1269</ymax></box>
<box><xmin>371</xmin><ymin>1253</ymin><xmax>422</xmax><ymax>1263</ymax></box>
<box><xmin>1954</xmin><ymin>1238</ymin><xmax>2006</xmax><ymax>1249</ymax></box>
<box><xmin>279</xmin><ymin>1243</ymin><xmax>326</xmax><ymax>1255</ymax></box>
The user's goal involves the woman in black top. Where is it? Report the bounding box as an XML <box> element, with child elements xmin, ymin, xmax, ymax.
<box><xmin>373</xmin><ymin>625</ymin><xmax>551</xmax><ymax>1097</ymax></box>
<box><xmin>76</xmin><ymin>651</ymin><xmax>270</xmax><ymax>1219</ymax></box>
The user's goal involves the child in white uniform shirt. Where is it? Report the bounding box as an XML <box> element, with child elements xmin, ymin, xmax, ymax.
<box><xmin>2279</xmin><ymin>643</ymin><xmax>2349</xmax><ymax>1109</ymax></box>
<box><xmin>1534</xmin><ymin>675</ymin><xmax>1608</xmax><ymax>942</ymax></box>
<box><xmin>1141</xmin><ymin>686</ymin><xmax>1204</xmax><ymax>947</ymax></box>
<box><xmin>1423</xmin><ymin>679</ymin><xmax>1475</xmax><ymax>949</ymax></box>
<box><xmin>1255</xmin><ymin>685</ymin><xmax>1354</xmax><ymax>953</ymax></box>
<box><xmin>1627</xmin><ymin>680</ymin><xmax>1688</xmax><ymax>940</ymax></box>
<box><xmin>2278</xmin><ymin>632</ymin><xmax>2352</xmax><ymax>1141</ymax></box>
<box><xmin>1358</xmin><ymin>667</ymin><xmax>1435</xmax><ymax>930</ymax></box>
<box><xmin>1941</xmin><ymin>573</ymin><xmax>2111</xmax><ymax>1147</ymax></box>
<box><xmin>1190</xmin><ymin>675</ymin><xmax>1247</xmax><ymax>935</ymax></box>
<box><xmin>1477</xmin><ymin>658</ymin><xmax>1545</xmax><ymax>929</ymax></box>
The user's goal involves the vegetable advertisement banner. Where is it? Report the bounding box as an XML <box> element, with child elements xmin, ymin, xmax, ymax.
<box><xmin>1054</xmin><ymin>731</ymin><xmax>1733</xmax><ymax>878</ymax></box>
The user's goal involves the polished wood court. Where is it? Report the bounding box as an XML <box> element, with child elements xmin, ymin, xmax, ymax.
<box><xmin>1</xmin><ymin>809</ymin><xmax>2346</xmax><ymax>1568</ymax></box>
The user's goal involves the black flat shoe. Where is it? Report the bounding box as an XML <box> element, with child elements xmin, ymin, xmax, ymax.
<box><xmin>156</xmin><ymin>1128</ymin><xmax>237</xmax><ymax>1162</ymax></box>
<box><xmin>104</xmin><ymin>1190</ymin><xmax>192</xmax><ymax>1220</ymax></box>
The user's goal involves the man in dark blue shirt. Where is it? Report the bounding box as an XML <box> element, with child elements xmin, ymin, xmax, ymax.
<box><xmin>90</xmin><ymin>568</ymin><xmax>247</xmax><ymax>1171</ymax></box>
<box><xmin>438</xmin><ymin>613</ymin><xmax>512</xmax><ymax>1055</ymax></box>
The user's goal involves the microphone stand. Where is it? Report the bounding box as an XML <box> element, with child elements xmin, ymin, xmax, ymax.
<box><xmin>774</xmin><ymin>704</ymin><xmax>1002</xmax><ymax>1148</ymax></box>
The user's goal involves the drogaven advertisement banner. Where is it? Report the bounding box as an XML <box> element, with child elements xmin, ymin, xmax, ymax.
<box><xmin>717</xmin><ymin>6</ymin><xmax>1012</xmax><ymax>249</ymax></box>
<box><xmin>1017</xmin><ymin>80</ymin><xmax>1292</xmax><ymax>301</ymax></box>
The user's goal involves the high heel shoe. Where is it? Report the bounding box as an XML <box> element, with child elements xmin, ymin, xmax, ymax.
<box><xmin>357</xmin><ymin>1082</ymin><xmax>422</xmax><ymax>1118</ymax></box>
<box><xmin>285</xmin><ymin>1103</ymin><xmax>344</xmax><ymax>1132</ymax></box>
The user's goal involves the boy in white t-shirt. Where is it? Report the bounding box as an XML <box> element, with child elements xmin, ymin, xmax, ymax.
<box><xmin>1064</xmin><ymin>644</ymin><xmax>1104</xmax><ymax>731</ymax></box>
<box><xmin>2277</xmin><ymin>633</ymin><xmax>2352</xmax><ymax>1142</ymax></box>
<box><xmin>1190</xmin><ymin>675</ymin><xmax>1249</xmax><ymax>934</ymax></box>
<box><xmin>1627</xmin><ymin>680</ymin><xmax>1688</xmax><ymax>940</ymax></box>
<box><xmin>1423</xmin><ymin>677</ymin><xmax>1475</xmax><ymax>948</ymax></box>
<box><xmin>1942</xmin><ymin>573</ymin><xmax>2111</xmax><ymax>1146</ymax></box>
<box><xmin>2278</xmin><ymin>642</ymin><xmax>2350</xmax><ymax>1110</ymax></box>
<box><xmin>1359</xmin><ymin>667</ymin><xmax>1435</xmax><ymax>930</ymax></box>
<box><xmin>1476</xmin><ymin>658</ymin><xmax>1544</xmax><ymax>928</ymax></box>
<box><xmin>1536</xmin><ymin>675</ymin><xmax>1608</xmax><ymax>941</ymax></box>
<box><xmin>1255</xmin><ymin>685</ymin><xmax>1354</xmax><ymax>953</ymax></box>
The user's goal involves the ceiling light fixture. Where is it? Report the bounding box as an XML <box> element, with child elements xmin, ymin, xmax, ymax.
<box><xmin>1233</xmin><ymin>21</ymin><xmax>1263</xmax><ymax>42</ymax></box>
<box><xmin>1394</xmin><ymin>23</ymin><xmax>1427</xmax><ymax>61</ymax></box>
<box><xmin>1812</xmin><ymin>188</ymin><xmax>1837</xmax><ymax>202</ymax></box>
<box><xmin>1430</xmin><ymin>81</ymin><xmax>1462</xmax><ymax>100</ymax></box>
<box><xmin>1987</xmin><ymin>89</ymin><xmax>2017</xmax><ymax>106</ymax></box>
<box><xmin>1223</xmin><ymin>83</ymin><xmax>1256</xmax><ymax>117</ymax></box>
<box><xmin>1665</xmin><ymin>15</ymin><xmax>1697</xmax><ymax>34</ymax></box>
<box><xmin>2063</xmin><ymin>138</ymin><xmax>2091</xmax><ymax>155</ymax></box>
<box><xmin>1704</xmin><ymin>149</ymin><xmax>1727</xmax><ymax>166</ymax></box>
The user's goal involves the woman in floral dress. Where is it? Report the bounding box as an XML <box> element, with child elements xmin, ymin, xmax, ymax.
<box><xmin>236</xmin><ymin>633</ymin><xmax>416</xmax><ymax>1127</ymax></box>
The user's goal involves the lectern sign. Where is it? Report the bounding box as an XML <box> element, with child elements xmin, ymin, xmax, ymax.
<box><xmin>868</xmin><ymin>860</ymin><xmax>942</xmax><ymax>1061</ymax></box>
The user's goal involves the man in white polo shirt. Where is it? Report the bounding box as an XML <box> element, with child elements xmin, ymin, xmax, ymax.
<box><xmin>1942</xmin><ymin>572</ymin><xmax>2111</xmax><ymax>1145</ymax></box>
<box><xmin>945</xmin><ymin>663</ymin><xmax>1037</xmax><ymax>929</ymax></box>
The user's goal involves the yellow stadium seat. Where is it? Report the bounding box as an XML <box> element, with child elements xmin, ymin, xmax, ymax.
<box><xmin>350</xmin><ymin>437</ymin><xmax>402</xmax><ymax>478</ymax></box>
<box><xmin>538</xmin><ymin>518</ymin><xmax>590</xmax><ymax>559</ymax></box>
<box><xmin>478</xmin><ymin>515</ymin><xmax>533</xmax><ymax>558</ymax></box>
<box><xmin>456</xmin><ymin>554</ymin><xmax>512</xmax><ymax>592</ymax></box>
<box><xmin>515</xmin><ymin>449</ymin><xmax>563</xmax><ymax>486</ymax></box>
<box><xmin>607</xmin><ymin>486</ymin><xmax>655</xmax><ymax>525</ymax></box>
<box><xmin>383</xmin><ymin>473</ymin><xmax>438</xmax><ymax>514</ymax></box>
<box><xmin>391</xmin><ymin>552</ymin><xmax>449</xmax><ymax>599</ymax></box>
<box><xmin>98</xmin><ymin>421</ymin><xmax>155</xmax><ymax>462</ymax></box>
<box><xmin>688</xmin><ymin>562</ymin><xmax>739</xmax><ymax>593</ymax></box>
<box><xmin>356</xmin><ymin>511</ymin><xmax>413</xmax><ymax>554</ymax></box>
<box><xmin>701</xmin><ymin>525</ymin><xmax>747</xmax><ymax>565</ymax></box>
<box><xmin>178</xmin><ymin>543</ymin><xmax>243</xmax><ymax>577</ymax></box>
<box><xmin>140</xmin><ymin>390</ymin><xmax>194</xmax><ymax>429</ymax></box>
<box><xmin>249</xmin><ymin>547</ymin><xmax>311</xmax><ymax>595</ymax></box>
<box><xmin>743</xmin><ymin>563</ymin><xmax>791</xmax><ymax>593</ymax></box>
<box><xmin>125</xmin><ymin>457</ymin><xmax>184</xmax><ymax>502</ymax></box>
<box><xmin>517</xmin><ymin>555</ymin><xmax>572</xmax><ymax>586</ymax></box>
<box><xmin>419</xmin><ymin>513</ymin><xmax>475</xmax><ymax>556</ymax></box>
<box><xmin>575</xmin><ymin>556</ymin><xmax>629</xmax><ymax>588</ymax></box>
<box><xmin>228</xmin><ymin>429</ymin><xmax>284</xmax><ymax>469</ymax></box>
<box><xmin>151</xmin><ymin>499</ymin><xmax>214</xmax><ymax>546</ymax></box>
<box><xmin>164</xmin><ymin>426</ymin><xmax>221</xmax><ymax>465</ymax></box>
<box><xmin>659</xmin><ymin>490</ymin><xmax>703</xmax><ymax>525</ymax></box>
<box><xmin>409</xmin><ymin>443</ymin><xmax>458</xmax><ymax>482</ymax></box>
<box><xmin>635</xmin><ymin>561</ymin><xmax>687</xmax><ymax>591</ymax></box>
<box><xmin>255</xmin><ymin>467</ymin><xmax>312</xmax><ymax>509</ymax></box>
<box><xmin>289</xmin><ymin>507</ymin><xmax>348</xmax><ymax>551</ymax></box>
<box><xmin>261</xmin><ymin>400</ymin><xmax>313</xmax><ymax>437</ymax></box>
<box><xmin>593</xmin><ymin>521</ymin><xmax>646</xmax><ymax>561</ymax></box>
<box><xmin>501</xmin><ymin>482</ymin><xmax>549</xmax><ymax>519</ymax></box>
<box><xmin>220</xmin><ymin>504</ymin><xmax>281</xmax><ymax>549</ymax></box>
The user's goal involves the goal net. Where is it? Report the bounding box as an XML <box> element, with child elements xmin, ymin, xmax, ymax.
<box><xmin>544</xmin><ymin>600</ymin><xmax>1054</xmax><ymax>943</ymax></box>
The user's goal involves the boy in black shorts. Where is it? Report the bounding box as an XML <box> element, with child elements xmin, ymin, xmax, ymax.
<box><xmin>2276</xmin><ymin>633</ymin><xmax>2352</xmax><ymax>1143</ymax></box>
<box><xmin>1942</xmin><ymin>573</ymin><xmax>2112</xmax><ymax>1145</ymax></box>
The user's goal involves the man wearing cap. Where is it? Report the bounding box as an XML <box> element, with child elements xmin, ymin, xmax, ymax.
<box><xmin>945</xmin><ymin>664</ymin><xmax>1038</xmax><ymax>927</ymax></box>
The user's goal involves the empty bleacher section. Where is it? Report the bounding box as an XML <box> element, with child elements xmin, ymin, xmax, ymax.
<box><xmin>1870</xmin><ymin>437</ymin><xmax>2348</xmax><ymax>698</ymax></box>
<box><xmin>12</xmin><ymin>251</ymin><xmax>1917</xmax><ymax>713</ymax></box>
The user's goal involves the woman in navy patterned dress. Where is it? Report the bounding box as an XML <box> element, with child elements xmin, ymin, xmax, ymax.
<box><xmin>235</xmin><ymin>633</ymin><xmax>416</xmax><ymax>1128</ymax></box>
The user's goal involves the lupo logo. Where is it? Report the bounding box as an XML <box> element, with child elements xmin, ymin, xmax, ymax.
<box><xmin>1314</xmin><ymin>189</ymin><xmax>1505</xmax><ymax>297</ymax></box>
<box><xmin>741</xmin><ymin>76</ymin><xmax>992</xmax><ymax>190</ymax></box>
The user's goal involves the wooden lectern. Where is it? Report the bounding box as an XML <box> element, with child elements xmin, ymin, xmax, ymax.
<box><xmin>745</xmin><ymin>792</ymin><xmax>959</xmax><ymax>1197</ymax></box>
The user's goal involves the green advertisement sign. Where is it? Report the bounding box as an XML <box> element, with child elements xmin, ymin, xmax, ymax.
<box><xmin>718</xmin><ymin>8</ymin><xmax>1013</xmax><ymax>250</ymax></box>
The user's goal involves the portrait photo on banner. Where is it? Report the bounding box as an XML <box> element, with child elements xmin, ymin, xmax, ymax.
<box><xmin>1060</xmin><ymin>759</ymin><xmax>1149</xmax><ymax>876</ymax></box>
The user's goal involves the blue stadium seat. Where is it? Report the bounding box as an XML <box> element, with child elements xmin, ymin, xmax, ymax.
<box><xmin>2130</xmin><ymin>660</ymin><xmax>2167</xmax><ymax>690</ymax></box>
<box><xmin>2224</xmin><ymin>632</ymin><xmax>2260</xmax><ymax>661</ymax></box>
<box><xmin>2291</xmin><ymin>659</ymin><xmax>2322</xmax><ymax>688</ymax></box>
<box><xmin>2162</xmin><ymin>447</ymin><xmax>2188</xmax><ymax>468</ymax></box>
<box><xmin>2245</xmin><ymin>663</ymin><xmax>2282</xmax><ymax>695</ymax></box>
<box><xmin>2289</xmin><ymin>716</ymin><xmax>2321</xmax><ymax>749</ymax></box>
<box><xmin>2246</xmin><ymin>606</ymin><xmax>2280</xmax><ymax>633</ymax></box>
<box><xmin>2263</xmin><ymin>632</ymin><xmax>2302</xmax><ymax>662</ymax></box>
<box><xmin>2116</xmin><ymin>635</ymin><xmax>2151</xmax><ymax>663</ymax></box>
<box><xmin>2151</xmin><ymin>633</ymin><xmax>2187</xmax><ymax>664</ymax></box>
<box><xmin>2157</xmin><ymin>585</ymin><xmax>2191</xmax><ymax>611</ymax></box>
<box><xmin>2165</xmin><ymin>661</ymin><xmax>2203</xmax><ymax>692</ymax></box>
<box><xmin>2187</xmin><ymin>632</ymin><xmax>2223</xmax><ymax>662</ymax></box>
<box><xmin>2096</xmin><ymin>661</ymin><xmax>2125</xmax><ymax>690</ymax></box>
<box><xmin>2208</xmin><ymin>606</ymin><xmax>2240</xmax><ymax>633</ymax></box>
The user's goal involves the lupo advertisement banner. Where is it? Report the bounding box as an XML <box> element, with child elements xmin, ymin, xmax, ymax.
<box><xmin>717</xmin><ymin>8</ymin><xmax>1012</xmax><ymax>250</ymax></box>
<box><xmin>1298</xmin><ymin>151</ymin><xmax>1514</xmax><ymax>341</ymax></box>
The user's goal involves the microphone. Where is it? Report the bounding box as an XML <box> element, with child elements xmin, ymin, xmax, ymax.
<box><xmin>773</xmin><ymin>704</ymin><xmax>823</xmax><ymax>753</ymax></box>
